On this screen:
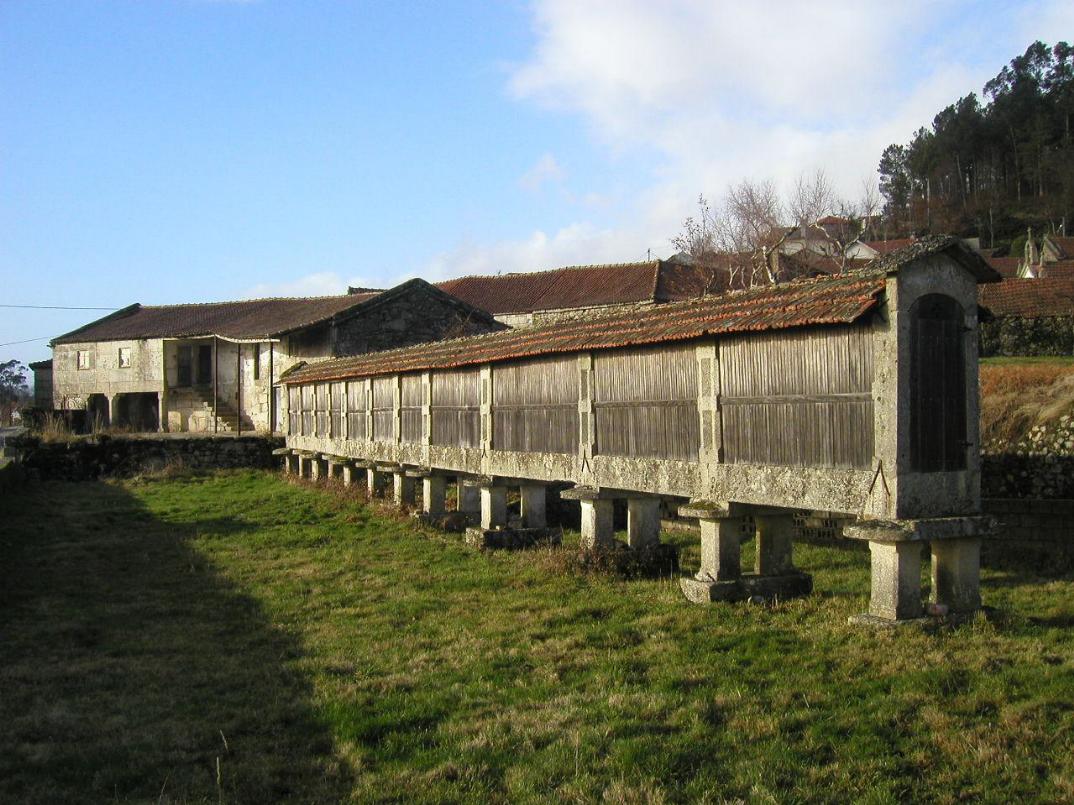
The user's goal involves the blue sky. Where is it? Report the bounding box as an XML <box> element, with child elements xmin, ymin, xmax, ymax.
<box><xmin>2</xmin><ymin>0</ymin><xmax>1071</xmax><ymax>370</ymax></box>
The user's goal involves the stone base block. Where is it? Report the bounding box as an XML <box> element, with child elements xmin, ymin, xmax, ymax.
<box><xmin>848</xmin><ymin>608</ymin><xmax>988</xmax><ymax>629</ymax></box>
<box><xmin>680</xmin><ymin>571</ymin><xmax>813</xmax><ymax>604</ymax></box>
<box><xmin>464</xmin><ymin>526</ymin><xmax>563</xmax><ymax>551</ymax></box>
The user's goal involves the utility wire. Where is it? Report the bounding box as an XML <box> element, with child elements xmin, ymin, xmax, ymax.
<box><xmin>0</xmin><ymin>336</ymin><xmax>52</xmax><ymax>348</ymax></box>
<box><xmin>0</xmin><ymin>304</ymin><xmax>118</xmax><ymax>310</ymax></box>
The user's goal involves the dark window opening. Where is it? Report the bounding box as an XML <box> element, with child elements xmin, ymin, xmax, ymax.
<box><xmin>253</xmin><ymin>345</ymin><xmax>260</xmax><ymax>380</ymax></box>
<box><xmin>196</xmin><ymin>345</ymin><xmax>213</xmax><ymax>386</ymax></box>
<box><xmin>177</xmin><ymin>346</ymin><xmax>192</xmax><ymax>387</ymax></box>
<box><xmin>909</xmin><ymin>294</ymin><xmax>967</xmax><ymax>472</ymax></box>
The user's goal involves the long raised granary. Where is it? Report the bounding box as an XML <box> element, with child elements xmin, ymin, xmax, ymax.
<box><xmin>280</xmin><ymin>236</ymin><xmax>1001</xmax><ymax>625</ymax></box>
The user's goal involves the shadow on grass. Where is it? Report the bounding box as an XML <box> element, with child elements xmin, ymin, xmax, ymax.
<box><xmin>0</xmin><ymin>480</ymin><xmax>352</xmax><ymax>804</ymax></box>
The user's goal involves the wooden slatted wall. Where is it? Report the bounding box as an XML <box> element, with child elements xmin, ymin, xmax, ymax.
<box><xmin>720</xmin><ymin>324</ymin><xmax>874</xmax><ymax>469</ymax></box>
<box><xmin>330</xmin><ymin>381</ymin><xmax>344</xmax><ymax>438</ymax></box>
<box><xmin>400</xmin><ymin>374</ymin><xmax>423</xmax><ymax>444</ymax></box>
<box><xmin>431</xmin><ymin>369</ymin><xmax>480</xmax><ymax>448</ymax></box>
<box><xmin>372</xmin><ymin>376</ymin><xmax>395</xmax><ymax>442</ymax></box>
<box><xmin>492</xmin><ymin>356</ymin><xmax>579</xmax><ymax>454</ymax></box>
<box><xmin>288</xmin><ymin>386</ymin><xmax>300</xmax><ymax>435</ymax></box>
<box><xmin>346</xmin><ymin>381</ymin><xmax>367</xmax><ymax>441</ymax></box>
<box><xmin>315</xmin><ymin>382</ymin><xmax>329</xmax><ymax>437</ymax></box>
<box><xmin>301</xmin><ymin>384</ymin><xmax>314</xmax><ymax>437</ymax></box>
<box><xmin>593</xmin><ymin>344</ymin><xmax>700</xmax><ymax>461</ymax></box>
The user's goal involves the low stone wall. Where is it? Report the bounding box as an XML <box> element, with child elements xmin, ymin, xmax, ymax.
<box><xmin>979</xmin><ymin>315</ymin><xmax>1074</xmax><ymax>357</ymax></box>
<box><xmin>12</xmin><ymin>433</ymin><xmax>285</xmax><ymax>481</ymax></box>
<box><xmin>983</xmin><ymin>497</ymin><xmax>1074</xmax><ymax>569</ymax></box>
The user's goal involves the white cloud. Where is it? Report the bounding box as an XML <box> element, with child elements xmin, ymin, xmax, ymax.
<box><xmin>519</xmin><ymin>152</ymin><xmax>566</xmax><ymax>191</ymax></box>
<box><xmin>424</xmin><ymin>1</ymin><xmax>1049</xmax><ymax>280</ymax></box>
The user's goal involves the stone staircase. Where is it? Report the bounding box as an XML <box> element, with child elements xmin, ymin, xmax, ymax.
<box><xmin>174</xmin><ymin>387</ymin><xmax>251</xmax><ymax>433</ymax></box>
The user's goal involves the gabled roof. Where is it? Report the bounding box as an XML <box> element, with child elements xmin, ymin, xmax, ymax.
<box><xmin>435</xmin><ymin>261</ymin><xmax>662</xmax><ymax>315</ymax></box>
<box><xmin>869</xmin><ymin>235</ymin><xmax>1000</xmax><ymax>282</ymax></box>
<box><xmin>1044</xmin><ymin>234</ymin><xmax>1074</xmax><ymax>259</ymax></box>
<box><xmin>861</xmin><ymin>238</ymin><xmax>915</xmax><ymax>256</ymax></box>
<box><xmin>983</xmin><ymin>256</ymin><xmax>1021</xmax><ymax>278</ymax></box>
<box><xmin>50</xmin><ymin>279</ymin><xmax>503</xmax><ymax>346</ymax></box>
<box><xmin>979</xmin><ymin>277</ymin><xmax>1074</xmax><ymax>317</ymax></box>
<box><xmin>286</xmin><ymin>271</ymin><xmax>888</xmax><ymax>384</ymax></box>
<box><xmin>51</xmin><ymin>292</ymin><xmax>380</xmax><ymax>345</ymax></box>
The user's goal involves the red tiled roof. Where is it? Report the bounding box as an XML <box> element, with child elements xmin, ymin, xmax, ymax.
<box><xmin>286</xmin><ymin>271</ymin><xmax>887</xmax><ymax>384</ymax></box>
<box><xmin>1040</xmin><ymin>260</ymin><xmax>1074</xmax><ymax>280</ymax></box>
<box><xmin>1046</xmin><ymin>236</ymin><xmax>1074</xmax><ymax>259</ymax></box>
<box><xmin>863</xmin><ymin>238</ymin><xmax>914</xmax><ymax>255</ymax></box>
<box><xmin>52</xmin><ymin>293</ymin><xmax>380</xmax><ymax>344</ymax></box>
<box><xmin>984</xmin><ymin>256</ymin><xmax>1022</xmax><ymax>278</ymax></box>
<box><xmin>435</xmin><ymin>261</ymin><xmax>664</xmax><ymax>315</ymax></box>
<box><xmin>979</xmin><ymin>277</ymin><xmax>1074</xmax><ymax>317</ymax></box>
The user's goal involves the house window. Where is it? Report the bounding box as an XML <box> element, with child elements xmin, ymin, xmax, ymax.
<box><xmin>77</xmin><ymin>350</ymin><xmax>90</xmax><ymax>370</ymax></box>
<box><xmin>118</xmin><ymin>347</ymin><xmax>131</xmax><ymax>368</ymax></box>
<box><xmin>252</xmin><ymin>345</ymin><xmax>260</xmax><ymax>380</ymax></box>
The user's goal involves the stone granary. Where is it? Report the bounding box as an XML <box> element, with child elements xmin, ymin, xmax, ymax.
<box><xmin>280</xmin><ymin>236</ymin><xmax>1000</xmax><ymax>624</ymax></box>
<box><xmin>46</xmin><ymin>279</ymin><xmax>503</xmax><ymax>433</ymax></box>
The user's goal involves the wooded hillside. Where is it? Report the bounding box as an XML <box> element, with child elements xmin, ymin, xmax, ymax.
<box><xmin>878</xmin><ymin>41</ymin><xmax>1073</xmax><ymax>247</ymax></box>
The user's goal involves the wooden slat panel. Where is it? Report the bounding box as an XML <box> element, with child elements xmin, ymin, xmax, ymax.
<box><xmin>720</xmin><ymin>323</ymin><xmax>874</xmax><ymax>469</ymax></box>
<box><xmin>431</xmin><ymin>369</ymin><xmax>480</xmax><ymax>447</ymax></box>
<box><xmin>372</xmin><ymin>376</ymin><xmax>395</xmax><ymax>442</ymax></box>
<box><xmin>593</xmin><ymin>344</ymin><xmax>700</xmax><ymax>461</ymax></box>
<box><xmin>492</xmin><ymin>356</ymin><xmax>579</xmax><ymax>454</ymax></box>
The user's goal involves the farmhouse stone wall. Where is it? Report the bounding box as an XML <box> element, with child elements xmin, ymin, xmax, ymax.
<box><xmin>982</xmin><ymin>415</ymin><xmax>1074</xmax><ymax>498</ymax></box>
<box><xmin>11</xmin><ymin>433</ymin><xmax>284</xmax><ymax>481</ymax></box>
<box><xmin>979</xmin><ymin>315</ymin><xmax>1074</xmax><ymax>357</ymax></box>
<box><xmin>983</xmin><ymin>497</ymin><xmax>1074</xmax><ymax>567</ymax></box>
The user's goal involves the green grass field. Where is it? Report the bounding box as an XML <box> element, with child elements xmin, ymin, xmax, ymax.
<box><xmin>2</xmin><ymin>471</ymin><xmax>1073</xmax><ymax>804</ymax></box>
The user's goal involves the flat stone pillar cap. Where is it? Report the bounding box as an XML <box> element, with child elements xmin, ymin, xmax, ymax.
<box><xmin>678</xmin><ymin>501</ymin><xmax>733</xmax><ymax>520</ymax></box>
<box><xmin>351</xmin><ymin>459</ymin><xmax>375</xmax><ymax>469</ymax></box>
<box><xmin>297</xmin><ymin>450</ymin><xmax>319</xmax><ymax>458</ymax></box>
<box><xmin>466</xmin><ymin>474</ymin><xmax>515</xmax><ymax>487</ymax></box>
<box><xmin>324</xmin><ymin>455</ymin><xmax>351</xmax><ymax>465</ymax></box>
<box><xmin>405</xmin><ymin>467</ymin><xmax>435</xmax><ymax>478</ymax></box>
<box><xmin>376</xmin><ymin>462</ymin><xmax>403</xmax><ymax>472</ymax></box>
<box><xmin>844</xmin><ymin>515</ymin><xmax>997</xmax><ymax>543</ymax></box>
<box><xmin>271</xmin><ymin>447</ymin><xmax>292</xmax><ymax>456</ymax></box>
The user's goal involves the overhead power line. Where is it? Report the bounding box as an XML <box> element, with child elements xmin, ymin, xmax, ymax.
<box><xmin>0</xmin><ymin>304</ymin><xmax>119</xmax><ymax>310</ymax></box>
<box><xmin>0</xmin><ymin>336</ymin><xmax>52</xmax><ymax>348</ymax></box>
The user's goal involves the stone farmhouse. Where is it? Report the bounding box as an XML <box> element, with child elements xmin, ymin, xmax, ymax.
<box><xmin>280</xmin><ymin>237</ymin><xmax>1001</xmax><ymax>624</ymax></box>
<box><xmin>47</xmin><ymin>279</ymin><xmax>503</xmax><ymax>433</ymax></box>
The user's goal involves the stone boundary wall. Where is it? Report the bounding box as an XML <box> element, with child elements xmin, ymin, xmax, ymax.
<box><xmin>982</xmin><ymin>497</ymin><xmax>1074</xmax><ymax>568</ymax></box>
<box><xmin>979</xmin><ymin>315</ymin><xmax>1074</xmax><ymax>357</ymax></box>
<box><xmin>11</xmin><ymin>433</ymin><xmax>285</xmax><ymax>481</ymax></box>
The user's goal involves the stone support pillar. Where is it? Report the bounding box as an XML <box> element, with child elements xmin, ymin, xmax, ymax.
<box><xmin>423</xmin><ymin>475</ymin><xmax>447</xmax><ymax>517</ymax></box>
<box><xmin>519</xmin><ymin>484</ymin><xmax>547</xmax><ymax>528</ymax></box>
<box><xmin>107</xmin><ymin>394</ymin><xmax>119</xmax><ymax>429</ymax></box>
<box><xmin>310</xmin><ymin>457</ymin><xmax>323</xmax><ymax>482</ymax></box>
<box><xmin>868</xmin><ymin>541</ymin><xmax>923</xmax><ymax>620</ymax></box>
<box><xmin>754</xmin><ymin>510</ymin><xmax>795</xmax><ymax>576</ymax></box>
<box><xmin>342</xmin><ymin>464</ymin><xmax>354</xmax><ymax>487</ymax></box>
<box><xmin>931</xmin><ymin>538</ymin><xmax>981</xmax><ymax>613</ymax></box>
<box><xmin>297</xmin><ymin>453</ymin><xmax>308</xmax><ymax>478</ymax></box>
<box><xmin>393</xmin><ymin>472</ymin><xmax>416</xmax><ymax>507</ymax></box>
<box><xmin>626</xmin><ymin>498</ymin><xmax>661</xmax><ymax>549</ymax></box>
<box><xmin>367</xmin><ymin>468</ymin><xmax>383</xmax><ymax>498</ymax></box>
<box><xmin>698</xmin><ymin>515</ymin><xmax>743</xmax><ymax>581</ymax></box>
<box><xmin>458</xmin><ymin>482</ymin><xmax>480</xmax><ymax>523</ymax></box>
<box><xmin>580</xmin><ymin>499</ymin><xmax>615</xmax><ymax>549</ymax></box>
<box><xmin>480</xmin><ymin>485</ymin><xmax>507</xmax><ymax>530</ymax></box>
